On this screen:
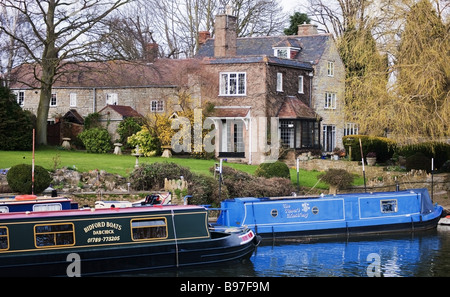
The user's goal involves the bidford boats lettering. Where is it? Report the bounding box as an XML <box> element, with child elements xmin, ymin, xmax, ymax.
<box><xmin>84</xmin><ymin>221</ymin><xmax>123</xmax><ymax>243</ymax></box>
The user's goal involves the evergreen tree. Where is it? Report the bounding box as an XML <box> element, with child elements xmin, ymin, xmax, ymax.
<box><xmin>284</xmin><ymin>12</ymin><xmax>311</xmax><ymax>35</ymax></box>
<box><xmin>0</xmin><ymin>86</ymin><xmax>35</xmax><ymax>150</ymax></box>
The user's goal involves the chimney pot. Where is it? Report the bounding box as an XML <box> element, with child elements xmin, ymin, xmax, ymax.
<box><xmin>198</xmin><ymin>31</ymin><xmax>211</xmax><ymax>46</ymax></box>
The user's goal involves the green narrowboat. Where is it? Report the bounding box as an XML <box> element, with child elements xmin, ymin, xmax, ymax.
<box><xmin>0</xmin><ymin>204</ymin><xmax>259</xmax><ymax>276</ymax></box>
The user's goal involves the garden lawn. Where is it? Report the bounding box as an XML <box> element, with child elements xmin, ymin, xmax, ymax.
<box><xmin>0</xmin><ymin>147</ymin><xmax>344</xmax><ymax>190</ymax></box>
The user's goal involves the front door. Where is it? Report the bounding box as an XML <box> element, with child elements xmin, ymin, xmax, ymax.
<box><xmin>219</xmin><ymin>119</ymin><xmax>245</xmax><ymax>158</ymax></box>
<box><xmin>322</xmin><ymin>125</ymin><xmax>335</xmax><ymax>152</ymax></box>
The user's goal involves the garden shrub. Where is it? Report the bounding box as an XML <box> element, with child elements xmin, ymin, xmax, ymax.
<box><xmin>398</xmin><ymin>142</ymin><xmax>450</xmax><ymax>170</ymax></box>
<box><xmin>129</xmin><ymin>162</ymin><xmax>193</xmax><ymax>191</ymax></box>
<box><xmin>255</xmin><ymin>161</ymin><xmax>291</xmax><ymax>179</ymax></box>
<box><xmin>6</xmin><ymin>164</ymin><xmax>52</xmax><ymax>194</ymax></box>
<box><xmin>78</xmin><ymin>128</ymin><xmax>113</xmax><ymax>153</ymax></box>
<box><xmin>127</xmin><ymin>127</ymin><xmax>161</xmax><ymax>156</ymax></box>
<box><xmin>318</xmin><ymin>169</ymin><xmax>354</xmax><ymax>190</ymax></box>
<box><xmin>342</xmin><ymin>135</ymin><xmax>397</xmax><ymax>163</ymax></box>
<box><xmin>188</xmin><ymin>173</ymin><xmax>227</xmax><ymax>207</ymax></box>
<box><xmin>405</xmin><ymin>152</ymin><xmax>431</xmax><ymax>172</ymax></box>
<box><xmin>117</xmin><ymin>117</ymin><xmax>143</xmax><ymax>148</ymax></box>
<box><xmin>215</xmin><ymin>166</ymin><xmax>295</xmax><ymax>198</ymax></box>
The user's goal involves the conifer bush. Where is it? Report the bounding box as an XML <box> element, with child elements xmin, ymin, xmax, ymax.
<box><xmin>255</xmin><ymin>161</ymin><xmax>291</xmax><ymax>179</ymax></box>
<box><xmin>6</xmin><ymin>164</ymin><xmax>52</xmax><ymax>194</ymax></box>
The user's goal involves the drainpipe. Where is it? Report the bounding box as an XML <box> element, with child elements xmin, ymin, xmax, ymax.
<box><xmin>248</xmin><ymin>111</ymin><xmax>252</xmax><ymax>165</ymax></box>
<box><xmin>92</xmin><ymin>88</ymin><xmax>97</xmax><ymax>113</ymax></box>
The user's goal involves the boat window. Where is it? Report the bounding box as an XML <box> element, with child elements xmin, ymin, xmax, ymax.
<box><xmin>381</xmin><ymin>200</ymin><xmax>398</xmax><ymax>213</ymax></box>
<box><xmin>34</xmin><ymin>223</ymin><xmax>75</xmax><ymax>248</ymax></box>
<box><xmin>0</xmin><ymin>206</ymin><xmax>8</xmax><ymax>213</ymax></box>
<box><xmin>33</xmin><ymin>203</ymin><xmax>62</xmax><ymax>212</ymax></box>
<box><xmin>131</xmin><ymin>218</ymin><xmax>167</xmax><ymax>240</ymax></box>
<box><xmin>0</xmin><ymin>227</ymin><xmax>9</xmax><ymax>250</ymax></box>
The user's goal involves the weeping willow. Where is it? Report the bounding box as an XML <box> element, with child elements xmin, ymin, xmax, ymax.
<box><xmin>393</xmin><ymin>0</ymin><xmax>449</xmax><ymax>143</ymax></box>
<box><xmin>338</xmin><ymin>24</ymin><xmax>390</xmax><ymax>136</ymax></box>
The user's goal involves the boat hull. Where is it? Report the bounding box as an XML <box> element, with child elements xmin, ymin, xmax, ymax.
<box><xmin>214</xmin><ymin>189</ymin><xmax>443</xmax><ymax>241</ymax></box>
<box><xmin>0</xmin><ymin>230</ymin><xmax>258</xmax><ymax>277</ymax></box>
<box><xmin>0</xmin><ymin>205</ymin><xmax>259</xmax><ymax>276</ymax></box>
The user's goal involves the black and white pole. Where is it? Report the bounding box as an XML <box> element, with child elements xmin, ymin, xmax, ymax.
<box><xmin>431</xmin><ymin>158</ymin><xmax>434</xmax><ymax>203</ymax></box>
<box><xmin>296</xmin><ymin>157</ymin><xmax>300</xmax><ymax>193</ymax></box>
<box><xmin>359</xmin><ymin>138</ymin><xmax>367</xmax><ymax>193</ymax></box>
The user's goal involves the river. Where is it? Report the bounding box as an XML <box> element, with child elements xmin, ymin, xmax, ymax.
<box><xmin>139</xmin><ymin>226</ymin><xmax>450</xmax><ymax>277</ymax></box>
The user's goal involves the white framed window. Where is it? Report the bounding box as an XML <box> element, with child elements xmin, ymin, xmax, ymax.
<box><xmin>344</xmin><ymin>123</ymin><xmax>359</xmax><ymax>136</ymax></box>
<box><xmin>298</xmin><ymin>76</ymin><xmax>304</xmax><ymax>94</ymax></box>
<box><xmin>324</xmin><ymin>92</ymin><xmax>336</xmax><ymax>109</ymax></box>
<box><xmin>276</xmin><ymin>73</ymin><xmax>283</xmax><ymax>92</ymax></box>
<box><xmin>50</xmin><ymin>93</ymin><xmax>57</xmax><ymax>107</ymax></box>
<box><xmin>151</xmin><ymin>100</ymin><xmax>164</xmax><ymax>112</ymax></box>
<box><xmin>219</xmin><ymin>72</ymin><xmax>246</xmax><ymax>96</ymax></box>
<box><xmin>69</xmin><ymin>93</ymin><xmax>77</xmax><ymax>107</ymax></box>
<box><xmin>16</xmin><ymin>91</ymin><xmax>25</xmax><ymax>106</ymax></box>
<box><xmin>327</xmin><ymin>61</ymin><xmax>334</xmax><ymax>77</ymax></box>
<box><xmin>106</xmin><ymin>93</ymin><xmax>118</xmax><ymax>105</ymax></box>
<box><xmin>274</xmin><ymin>48</ymin><xmax>288</xmax><ymax>59</ymax></box>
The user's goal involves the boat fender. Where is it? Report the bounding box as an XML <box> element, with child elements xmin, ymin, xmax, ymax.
<box><xmin>15</xmin><ymin>195</ymin><xmax>37</xmax><ymax>200</ymax></box>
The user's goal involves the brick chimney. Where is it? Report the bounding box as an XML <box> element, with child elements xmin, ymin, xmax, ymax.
<box><xmin>198</xmin><ymin>31</ymin><xmax>211</xmax><ymax>46</ymax></box>
<box><xmin>297</xmin><ymin>24</ymin><xmax>319</xmax><ymax>36</ymax></box>
<box><xmin>144</xmin><ymin>43</ymin><xmax>159</xmax><ymax>62</ymax></box>
<box><xmin>214</xmin><ymin>10</ymin><xmax>237</xmax><ymax>57</ymax></box>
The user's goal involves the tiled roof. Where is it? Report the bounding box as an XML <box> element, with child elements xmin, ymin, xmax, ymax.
<box><xmin>98</xmin><ymin>105</ymin><xmax>143</xmax><ymax>118</ymax></box>
<box><xmin>212</xmin><ymin>107</ymin><xmax>250</xmax><ymax>118</ymax></box>
<box><xmin>196</xmin><ymin>35</ymin><xmax>331</xmax><ymax>65</ymax></box>
<box><xmin>277</xmin><ymin>96</ymin><xmax>319</xmax><ymax>120</ymax></box>
<box><xmin>202</xmin><ymin>55</ymin><xmax>313</xmax><ymax>70</ymax></box>
<box><xmin>9</xmin><ymin>59</ymin><xmax>196</xmax><ymax>89</ymax></box>
<box><xmin>62</xmin><ymin>109</ymin><xmax>84</xmax><ymax>124</ymax></box>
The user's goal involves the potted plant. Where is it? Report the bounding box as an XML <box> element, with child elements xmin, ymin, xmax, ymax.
<box><xmin>366</xmin><ymin>152</ymin><xmax>377</xmax><ymax>166</ymax></box>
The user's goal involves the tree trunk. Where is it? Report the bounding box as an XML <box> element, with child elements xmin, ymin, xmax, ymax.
<box><xmin>36</xmin><ymin>84</ymin><xmax>52</xmax><ymax>145</ymax></box>
<box><xmin>35</xmin><ymin>0</ymin><xmax>57</xmax><ymax>146</ymax></box>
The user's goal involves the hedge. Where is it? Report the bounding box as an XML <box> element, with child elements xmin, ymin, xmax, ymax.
<box><xmin>397</xmin><ymin>142</ymin><xmax>450</xmax><ymax>170</ymax></box>
<box><xmin>342</xmin><ymin>135</ymin><xmax>397</xmax><ymax>163</ymax></box>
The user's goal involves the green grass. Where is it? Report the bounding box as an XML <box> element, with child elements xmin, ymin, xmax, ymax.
<box><xmin>0</xmin><ymin>147</ymin><xmax>362</xmax><ymax>190</ymax></box>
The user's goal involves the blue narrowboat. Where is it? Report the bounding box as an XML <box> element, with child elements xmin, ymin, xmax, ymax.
<box><xmin>213</xmin><ymin>188</ymin><xmax>443</xmax><ymax>240</ymax></box>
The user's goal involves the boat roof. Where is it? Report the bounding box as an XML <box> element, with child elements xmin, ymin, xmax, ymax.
<box><xmin>0</xmin><ymin>204</ymin><xmax>205</xmax><ymax>220</ymax></box>
<box><xmin>0</xmin><ymin>196</ymin><xmax>72</xmax><ymax>205</ymax></box>
<box><xmin>227</xmin><ymin>189</ymin><xmax>431</xmax><ymax>202</ymax></box>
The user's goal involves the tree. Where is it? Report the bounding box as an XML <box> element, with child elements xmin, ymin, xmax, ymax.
<box><xmin>338</xmin><ymin>25</ymin><xmax>390</xmax><ymax>136</ymax></box>
<box><xmin>284</xmin><ymin>12</ymin><xmax>311</xmax><ymax>35</ymax></box>
<box><xmin>393</xmin><ymin>0</ymin><xmax>449</xmax><ymax>142</ymax></box>
<box><xmin>130</xmin><ymin>0</ymin><xmax>286</xmax><ymax>58</ymax></box>
<box><xmin>0</xmin><ymin>0</ymin><xmax>131</xmax><ymax>145</ymax></box>
<box><xmin>0</xmin><ymin>84</ymin><xmax>35</xmax><ymax>150</ymax></box>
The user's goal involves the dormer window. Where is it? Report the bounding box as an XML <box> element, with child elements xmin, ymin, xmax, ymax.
<box><xmin>273</xmin><ymin>47</ymin><xmax>301</xmax><ymax>59</ymax></box>
<box><xmin>275</xmin><ymin>48</ymin><xmax>288</xmax><ymax>59</ymax></box>
<box><xmin>272</xmin><ymin>38</ymin><xmax>302</xmax><ymax>60</ymax></box>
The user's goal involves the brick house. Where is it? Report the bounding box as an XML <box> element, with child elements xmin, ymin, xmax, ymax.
<box><xmin>196</xmin><ymin>12</ymin><xmax>346</xmax><ymax>164</ymax></box>
<box><xmin>8</xmin><ymin>12</ymin><xmax>347</xmax><ymax>165</ymax></box>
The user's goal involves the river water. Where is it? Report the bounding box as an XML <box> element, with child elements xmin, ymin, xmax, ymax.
<box><xmin>141</xmin><ymin>226</ymin><xmax>450</xmax><ymax>277</ymax></box>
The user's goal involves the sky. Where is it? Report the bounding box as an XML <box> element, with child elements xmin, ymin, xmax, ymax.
<box><xmin>280</xmin><ymin>0</ymin><xmax>308</xmax><ymax>13</ymax></box>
